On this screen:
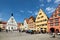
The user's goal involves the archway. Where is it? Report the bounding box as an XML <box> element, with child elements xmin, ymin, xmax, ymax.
<box><xmin>50</xmin><ymin>28</ymin><xmax>55</xmax><ymax>33</ymax></box>
<box><xmin>56</xmin><ymin>29</ymin><xmax>59</xmax><ymax>33</ymax></box>
<box><xmin>40</xmin><ymin>28</ymin><xmax>43</xmax><ymax>33</ymax></box>
<box><xmin>44</xmin><ymin>28</ymin><xmax>46</xmax><ymax>33</ymax></box>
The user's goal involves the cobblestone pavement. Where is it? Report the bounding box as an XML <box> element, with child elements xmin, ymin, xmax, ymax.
<box><xmin>0</xmin><ymin>31</ymin><xmax>60</xmax><ymax>40</ymax></box>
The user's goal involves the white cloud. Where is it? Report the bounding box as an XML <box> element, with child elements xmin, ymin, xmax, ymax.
<box><xmin>54</xmin><ymin>0</ymin><xmax>60</xmax><ymax>4</ymax></box>
<box><xmin>39</xmin><ymin>0</ymin><xmax>43</xmax><ymax>2</ymax></box>
<box><xmin>30</xmin><ymin>10</ymin><xmax>38</xmax><ymax>16</ymax></box>
<box><xmin>47</xmin><ymin>0</ymin><xmax>51</xmax><ymax>2</ymax></box>
<box><xmin>39</xmin><ymin>0</ymin><xmax>51</xmax><ymax>2</ymax></box>
<box><xmin>34</xmin><ymin>11</ymin><xmax>38</xmax><ymax>15</ymax></box>
<box><xmin>28</xmin><ymin>11</ymin><xmax>33</xmax><ymax>13</ymax></box>
<box><xmin>0</xmin><ymin>18</ymin><xmax>2</xmax><ymax>21</ymax></box>
<box><xmin>20</xmin><ymin>10</ymin><xmax>24</xmax><ymax>13</ymax></box>
<box><xmin>40</xmin><ymin>4</ymin><xmax>44</xmax><ymax>6</ymax></box>
<box><xmin>46</xmin><ymin>7</ymin><xmax>52</xmax><ymax>11</ymax></box>
<box><xmin>46</xmin><ymin>7</ymin><xmax>55</xmax><ymax>13</ymax></box>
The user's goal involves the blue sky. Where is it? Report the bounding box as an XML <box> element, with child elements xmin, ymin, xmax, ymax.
<box><xmin>0</xmin><ymin>0</ymin><xmax>60</xmax><ymax>23</ymax></box>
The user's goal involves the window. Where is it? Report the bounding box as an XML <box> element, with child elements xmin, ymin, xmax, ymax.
<box><xmin>59</xmin><ymin>10</ymin><xmax>60</xmax><ymax>12</ymax></box>
<box><xmin>39</xmin><ymin>13</ymin><xmax>42</xmax><ymax>15</ymax></box>
<box><xmin>55</xmin><ymin>18</ymin><xmax>59</xmax><ymax>20</ymax></box>
<box><xmin>50</xmin><ymin>23</ymin><xmax>53</xmax><ymax>26</ymax></box>
<box><xmin>51</xmin><ymin>15</ymin><xmax>53</xmax><ymax>17</ymax></box>
<box><xmin>11</xmin><ymin>27</ymin><xmax>13</xmax><ymax>29</ymax></box>
<box><xmin>8</xmin><ymin>27</ymin><xmax>10</xmax><ymax>30</ymax></box>
<box><xmin>58</xmin><ymin>13</ymin><xmax>60</xmax><ymax>16</ymax></box>
<box><xmin>55</xmin><ymin>15</ymin><xmax>57</xmax><ymax>17</ymax></box>
<box><xmin>41</xmin><ymin>28</ymin><xmax>42</xmax><ymax>29</ymax></box>
<box><xmin>37</xmin><ymin>17</ymin><xmax>40</xmax><ymax>19</ymax></box>
<box><xmin>36</xmin><ymin>21</ymin><xmax>40</xmax><ymax>23</ymax></box>
<box><xmin>0</xmin><ymin>21</ymin><xmax>2</xmax><ymax>24</ymax></box>
<box><xmin>55</xmin><ymin>18</ymin><xmax>59</xmax><ymax>22</ymax></box>
<box><xmin>36</xmin><ymin>20</ymin><xmax>42</xmax><ymax>23</ymax></box>
<box><xmin>11</xmin><ymin>18</ymin><xmax>13</xmax><ymax>20</ymax></box>
<box><xmin>37</xmin><ymin>25</ymin><xmax>40</xmax><ymax>27</ymax></box>
<box><xmin>40</xmin><ymin>25</ymin><xmax>41</xmax><ymax>26</ymax></box>
<box><xmin>44</xmin><ymin>24</ymin><xmax>47</xmax><ymax>26</ymax></box>
<box><xmin>41</xmin><ymin>16</ymin><xmax>44</xmax><ymax>18</ymax></box>
<box><xmin>11</xmin><ymin>20</ymin><xmax>13</xmax><ymax>23</ymax></box>
<box><xmin>50</xmin><ymin>20</ymin><xmax>53</xmax><ymax>22</ymax></box>
<box><xmin>40</xmin><ymin>20</ymin><xmax>42</xmax><ymax>22</ymax></box>
<box><xmin>44</xmin><ymin>28</ymin><xmax>46</xmax><ymax>29</ymax></box>
<box><xmin>36</xmin><ymin>21</ymin><xmax>38</xmax><ymax>23</ymax></box>
<box><xmin>55</xmin><ymin>22</ymin><xmax>59</xmax><ymax>26</ymax></box>
<box><xmin>42</xmin><ymin>24</ymin><xmax>44</xmax><ymax>26</ymax></box>
<box><xmin>44</xmin><ymin>19</ymin><xmax>47</xmax><ymax>21</ymax></box>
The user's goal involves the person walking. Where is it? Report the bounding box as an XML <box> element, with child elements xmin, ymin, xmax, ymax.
<box><xmin>52</xmin><ymin>33</ymin><xmax>55</xmax><ymax>38</ymax></box>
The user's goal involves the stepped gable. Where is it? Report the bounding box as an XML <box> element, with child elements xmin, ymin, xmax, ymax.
<box><xmin>50</xmin><ymin>4</ymin><xmax>60</xmax><ymax>18</ymax></box>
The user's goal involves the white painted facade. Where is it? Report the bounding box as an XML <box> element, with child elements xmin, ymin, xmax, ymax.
<box><xmin>24</xmin><ymin>20</ymin><xmax>28</xmax><ymax>30</ymax></box>
<box><xmin>6</xmin><ymin>16</ymin><xmax>17</xmax><ymax>30</ymax></box>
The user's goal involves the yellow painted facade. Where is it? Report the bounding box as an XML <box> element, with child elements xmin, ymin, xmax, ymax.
<box><xmin>35</xmin><ymin>9</ymin><xmax>48</xmax><ymax>33</ymax></box>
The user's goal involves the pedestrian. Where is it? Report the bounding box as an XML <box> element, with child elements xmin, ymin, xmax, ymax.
<box><xmin>6</xmin><ymin>29</ymin><xmax>8</xmax><ymax>32</ymax></box>
<box><xmin>19</xmin><ymin>30</ymin><xmax>21</xmax><ymax>32</ymax></box>
<box><xmin>52</xmin><ymin>33</ymin><xmax>55</xmax><ymax>38</ymax></box>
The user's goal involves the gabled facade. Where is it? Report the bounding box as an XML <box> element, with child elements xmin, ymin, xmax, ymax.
<box><xmin>24</xmin><ymin>19</ymin><xmax>29</xmax><ymax>30</ymax></box>
<box><xmin>35</xmin><ymin>9</ymin><xmax>48</xmax><ymax>33</ymax></box>
<box><xmin>6</xmin><ymin>14</ymin><xmax>18</xmax><ymax>31</ymax></box>
<box><xmin>28</xmin><ymin>16</ymin><xmax>36</xmax><ymax>30</ymax></box>
<box><xmin>48</xmin><ymin>4</ymin><xmax>60</xmax><ymax>33</ymax></box>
